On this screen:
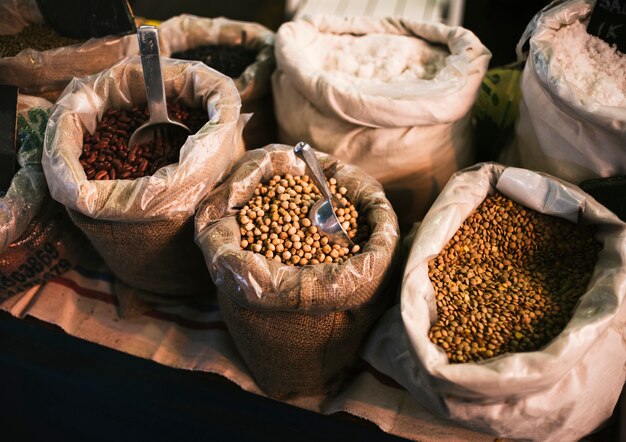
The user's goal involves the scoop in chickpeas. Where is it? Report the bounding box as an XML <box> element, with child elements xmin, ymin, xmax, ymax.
<box><xmin>238</xmin><ymin>174</ymin><xmax>369</xmax><ymax>265</ymax></box>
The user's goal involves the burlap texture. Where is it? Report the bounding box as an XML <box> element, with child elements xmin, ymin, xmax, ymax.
<box><xmin>159</xmin><ymin>15</ymin><xmax>277</xmax><ymax>149</ymax></box>
<box><xmin>0</xmin><ymin>0</ymin><xmax>137</xmax><ymax>96</ymax></box>
<box><xmin>216</xmin><ymin>286</ymin><xmax>390</xmax><ymax>398</ymax></box>
<box><xmin>42</xmin><ymin>57</ymin><xmax>243</xmax><ymax>301</ymax></box>
<box><xmin>67</xmin><ymin>209</ymin><xmax>211</xmax><ymax>296</ymax></box>
<box><xmin>195</xmin><ymin>144</ymin><xmax>400</xmax><ymax>397</ymax></box>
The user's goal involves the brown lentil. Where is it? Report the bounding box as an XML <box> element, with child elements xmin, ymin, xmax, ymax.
<box><xmin>79</xmin><ymin>102</ymin><xmax>207</xmax><ymax>180</ymax></box>
<box><xmin>0</xmin><ymin>24</ymin><xmax>84</xmax><ymax>58</ymax></box>
<box><xmin>238</xmin><ymin>174</ymin><xmax>369</xmax><ymax>265</ymax></box>
<box><xmin>428</xmin><ymin>192</ymin><xmax>601</xmax><ymax>363</ymax></box>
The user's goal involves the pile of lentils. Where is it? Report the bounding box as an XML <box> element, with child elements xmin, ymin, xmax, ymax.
<box><xmin>171</xmin><ymin>41</ymin><xmax>257</xmax><ymax>78</ymax></box>
<box><xmin>238</xmin><ymin>174</ymin><xmax>369</xmax><ymax>265</ymax></box>
<box><xmin>0</xmin><ymin>24</ymin><xmax>84</xmax><ymax>57</ymax></box>
<box><xmin>79</xmin><ymin>102</ymin><xmax>207</xmax><ymax>180</ymax></box>
<box><xmin>428</xmin><ymin>192</ymin><xmax>601</xmax><ymax>363</ymax></box>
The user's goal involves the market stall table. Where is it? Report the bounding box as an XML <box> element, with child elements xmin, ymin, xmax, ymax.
<box><xmin>0</xmin><ymin>248</ymin><xmax>621</xmax><ymax>441</ymax></box>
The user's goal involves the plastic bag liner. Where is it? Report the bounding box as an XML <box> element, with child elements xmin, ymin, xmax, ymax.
<box><xmin>0</xmin><ymin>0</ymin><xmax>137</xmax><ymax>97</ymax></box>
<box><xmin>363</xmin><ymin>162</ymin><xmax>626</xmax><ymax>441</ymax></box>
<box><xmin>507</xmin><ymin>0</ymin><xmax>626</xmax><ymax>183</ymax></box>
<box><xmin>159</xmin><ymin>15</ymin><xmax>276</xmax><ymax>149</ymax></box>
<box><xmin>42</xmin><ymin>56</ymin><xmax>242</xmax><ymax>299</ymax></box>
<box><xmin>1</xmin><ymin>95</ymin><xmax>86</xmax><ymax>300</ymax></box>
<box><xmin>272</xmin><ymin>16</ymin><xmax>491</xmax><ymax>231</ymax></box>
<box><xmin>195</xmin><ymin>144</ymin><xmax>400</xmax><ymax>398</ymax></box>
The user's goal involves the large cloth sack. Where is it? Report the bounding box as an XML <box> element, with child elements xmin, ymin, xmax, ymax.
<box><xmin>272</xmin><ymin>16</ymin><xmax>490</xmax><ymax>231</ymax></box>
<box><xmin>159</xmin><ymin>15</ymin><xmax>276</xmax><ymax>150</ymax></box>
<box><xmin>0</xmin><ymin>0</ymin><xmax>136</xmax><ymax>98</ymax></box>
<box><xmin>195</xmin><ymin>144</ymin><xmax>400</xmax><ymax>398</ymax></box>
<box><xmin>1</xmin><ymin>95</ymin><xmax>85</xmax><ymax>299</ymax></box>
<box><xmin>364</xmin><ymin>162</ymin><xmax>626</xmax><ymax>441</ymax></box>
<box><xmin>510</xmin><ymin>0</ymin><xmax>626</xmax><ymax>183</ymax></box>
<box><xmin>42</xmin><ymin>57</ymin><xmax>243</xmax><ymax>299</ymax></box>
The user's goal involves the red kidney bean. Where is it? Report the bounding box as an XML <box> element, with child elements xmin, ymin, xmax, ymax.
<box><xmin>138</xmin><ymin>158</ymin><xmax>148</xmax><ymax>174</ymax></box>
<box><xmin>79</xmin><ymin>102</ymin><xmax>208</xmax><ymax>180</ymax></box>
<box><xmin>94</xmin><ymin>170</ymin><xmax>109</xmax><ymax>180</ymax></box>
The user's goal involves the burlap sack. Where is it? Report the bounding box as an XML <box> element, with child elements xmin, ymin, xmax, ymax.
<box><xmin>159</xmin><ymin>15</ymin><xmax>276</xmax><ymax>150</ymax></box>
<box><xmin>1</xmin><ymin>95</ymin><xmax>85</xmax><ymax>300</ymax></box>
<box><xmin>273</xmin><ymin>16</ymin><xmax>491</xmax><ymax>232</ymax></box>
<box><xmin>195</xmin><ymin>144</ymin><xmax>400</xmax><ymax>398</ymax></box>
<box><xmin>508</xmin><ymin>0</ymin><xmax>626</xmax><ymax>184</ymax></box>
<box><xmin>42</xmin><ymin>57</ymin><xmax>243</xmax><ymax>301</ymax></box>
<box><xmin>0</xmin><ymin>0</ymin><xmax>137</xmax><ymax>98</ymax></box>
<box><xmin>364</xmin><ymin>163</ymin><xmax>626</xmax><ymax>441</ymax></box>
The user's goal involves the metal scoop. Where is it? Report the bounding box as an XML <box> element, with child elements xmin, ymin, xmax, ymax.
<box><xmin>128</xmin><ymin>25</ymin><xmax>191</xmax><ymax>148</ymax></box>
<box><xmin>293</xmin><ymin>142</ymin><xmax>355</xmax><ymax>248</ymax></box>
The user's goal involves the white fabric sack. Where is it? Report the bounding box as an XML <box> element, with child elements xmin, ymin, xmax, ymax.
<box><xmin>364</xmin><ymin>162</ymin><xmax>626</xmax><ymax>441</ymax></box>
<box><xmin>159</xmin><ymin>15</ymin><xmax>276</xmax><ymax>150</ymax></box>
<box><xmin>42</xmin><ymin>56</ymin><xmax>242</xmax><ymax>220</ymax></box>
<box><xmin>0</xmin><ymin>0</ymin><xmax>137</xmax><ymax>97</ymax></box>
<box><xmin>0</xmin><ymin>94</ymin><xmax>51</xmax><ymax>252</ymax></box>
<box><xmin>273</xmin><ymin>16</ymin><xmax>491</xmax><ymax>230</ymax></box>
<box><xmin>511</xmin><ymin>0</ymin><xmax>626</xmax><ymax>184</ymax></box>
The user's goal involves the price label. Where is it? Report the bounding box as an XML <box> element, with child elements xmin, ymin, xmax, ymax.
<box><xmin>35</xmin><ymin>0</ymin><xmax>137</xmax><ymax>39</ymax></box>
<box><xmin>587</xmin><ymin>0</ymin><xmax>626</xmax><ymax>53</ymax></box>
<box><xmin>0</xmin><ymin>84</ymin><xmax>18</xmax><ymax>194</ymax></box>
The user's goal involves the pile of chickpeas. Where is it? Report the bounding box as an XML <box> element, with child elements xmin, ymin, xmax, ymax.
<box><xmin>238</xmin><ymin>174</ymin><xmax>369</xmax><ymax>265</ymax></box>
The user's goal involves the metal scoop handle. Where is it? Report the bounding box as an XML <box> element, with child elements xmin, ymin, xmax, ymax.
<box><xmin>293</xmin><ymin>142</ymin><xmax>335</xmax><ymax>203</ymax></box>
<box><xmin>137</xmin><ymin>26</ymin><xmax>169</xmax><ymax>123</ymax></box>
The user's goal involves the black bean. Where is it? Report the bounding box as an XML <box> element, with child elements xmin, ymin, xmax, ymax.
<box><xmin>171</xmin><ymin>43</ymin><xmax>257</xmax><ymax>78</ymax></box>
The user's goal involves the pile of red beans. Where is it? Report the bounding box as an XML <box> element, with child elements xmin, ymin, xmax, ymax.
<box><xmin>79</xmin><ymin>103</ymin><xmax>208</xmax><ymax>180</ymax></box>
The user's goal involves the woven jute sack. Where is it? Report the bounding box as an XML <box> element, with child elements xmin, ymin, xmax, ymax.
<box><xmin>1</xmin><ymin>95</ymin><xmax>85</xmax><ymax>300</ymax></box>
<box><xmin>195</xmin><ymin>144</ymin><xmax>400</xmax><ymax>398</ymax></box>
<box><xmin>273</xmin><ymin>16</ymin><xmax>491</xmax><ymax>232</ymax></box>
<box><xmin>159</xmin><ymin>15</ymin><xmax>277</xmax><ymax>150</ymax></box>
<box><xmin>42</xmin><ymin>57</ymin><xmax>243</xmax><ymax>301</ymax></box>
<box><xmin>0</xmin><ymin>0</ymin><xmax>137</xmax><ymax>99</ymax></box>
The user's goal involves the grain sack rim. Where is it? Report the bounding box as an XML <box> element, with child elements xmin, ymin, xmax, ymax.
<box><xmin>401</xmin><ymin>161</ymin><xmax>626</xmax><ymax>401</ymax></box>
<box><xmin>159</xmin><ymin>14</ymin><xmax>276</xmax><ymax>102</ymax></box>
<box><xmin>195</xmin><ymin>144</ymin><xmax>400</xmax><ymax>313</ymax></box>
<box><xmin>517</xmin><ymin>0</ymin><xmax>626</xmax><ymax>132</ymax></box>
<box><xmin>42</xmin><ymin>56</ymin><xmax>242</xmax><ymax>221</ymax></box>
<box><xmin>274</xmin><ymin>15</ymin><xmax>491</xmax><ymax>128</ymax></box>
<box><xmin>0</xmin><ymin>0</ymin><xmax>138</xmax><ymax>93</ymax></box>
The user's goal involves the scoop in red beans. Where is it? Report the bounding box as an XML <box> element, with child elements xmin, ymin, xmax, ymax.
<box><xmin>79</xmin><ymin>102</ymin><xmax>208</xmax><ymax>180</ymax></box>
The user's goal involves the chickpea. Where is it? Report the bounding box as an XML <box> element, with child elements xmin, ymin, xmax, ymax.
<box><xmin>237</xmin><ymin>173</ymin><xmax>369</xmax><ymax>265</ymax></box>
